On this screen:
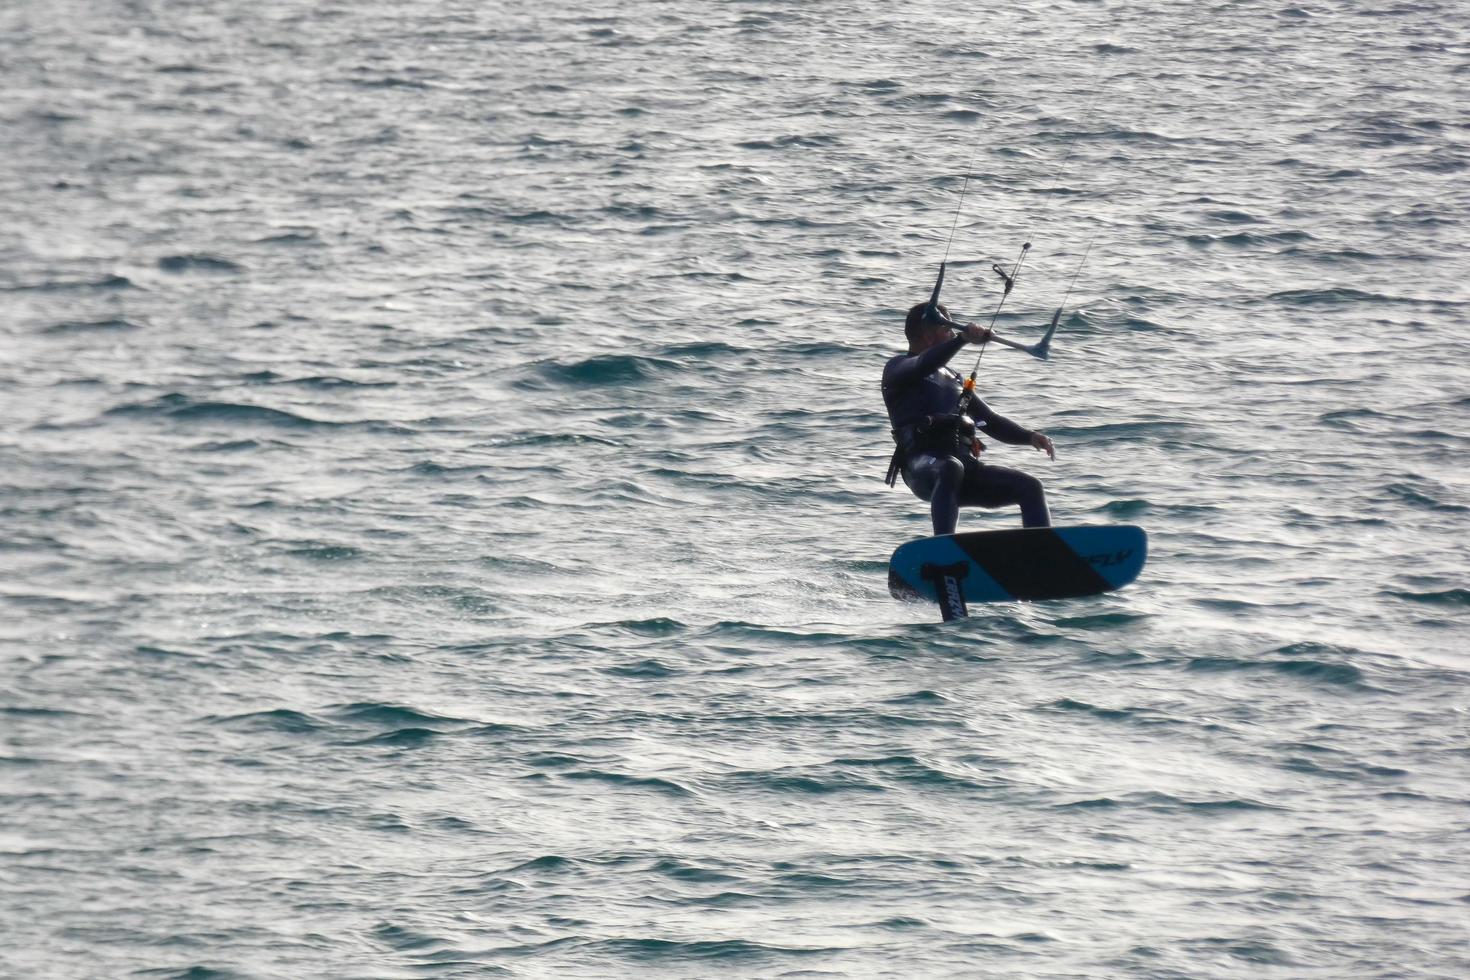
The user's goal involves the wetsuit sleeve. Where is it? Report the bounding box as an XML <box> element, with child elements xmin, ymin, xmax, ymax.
<box><xmin>881</xmin><ymin>334</ymin><xmax>968</xmax><ymax>388</ymax></box>
<box><xmin>967</xmin><ymin>396</ymin><xmax>1033</xmax><ymax>445</ymax></box>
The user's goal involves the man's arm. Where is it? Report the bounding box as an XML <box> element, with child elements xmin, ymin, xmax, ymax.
<box><xmin>882</xmin><ymin>333</ymin><xmax>967</xmax><ymax>389</ymax></box>
<box><xmin>882</xmin><ymin>320</ymin><xmax>991</xmax><ymax>389</ymax></box>
<box><xmin>968</xmin><ymin>397</ymin><xmax>1056</xmax><ymax>458</ymax></box>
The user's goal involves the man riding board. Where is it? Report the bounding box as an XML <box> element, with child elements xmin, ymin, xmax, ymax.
<box><xmin>882</xmin><ymin>301</ymin><xmax>1056</xmax><ymax>536</ymax></box>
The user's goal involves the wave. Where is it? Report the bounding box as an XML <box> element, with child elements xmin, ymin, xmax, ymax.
<box><xmin>1</xmin><ymin>705</ymin><xmax>91</xmax><ymax>719</ymax></box>
<box><xmin>1280</xmin><ymin>755</ymin><xmax>1409</xmax><ymax>781</ymax></box>
<box><xmin>599</xmin><ymin>202</ymin><xmax>677</xmax><ymax>221</ymax></box>
<box><xmin>1097</xmin><ymin>498</ymin><xmax>1150</xmax><ymax>518</ymax></box>
<box><xmin>1186</xmin><ymin>647</ymin><xmax>1369</xmax><ymax>688</ymax></box>
<box><xmin>347</xmin><ymin>75</ymin><xmax>432</xmax><ymax>90</ymax></box>
<box><xmin>502</xmin><ymin>854</ymin><xmax>575</xmax><ymax>874</ymax></box>
<box><xmin>1384</xmin><ymin>482</ymin><xmax>1468</xmax><ymax>512</ymax></box>
<box><xmin>602</xmin><ymin>658</ymin><xmax>680</xmax><ymax>678</ymax></box>
<box><xmin>1206</xmin><ymin>209</ymin><xmax>1260</xmax><ymax>224</ymax></box>
<box><xmin>517</xmin><ymin>353</ymin><xmax>681</xmax><ymax>390</ymax></box>
<box><xmin>1281</xmin><ymin>245</ymin><xmax>1390</xmax><ymax>262</ymax></box>
<box><xmin>478</xmin><ymin>554</ymin><xmax>573</xmax><ymax>577</ymax></box>
<box><xmin>505</xmin><ymin>209</ymin><xmax>573</xmax><ymax>225</ymax></box>
<box><xmin>349</xmin><ymin>727</ymin><xmax>440</xmax><ymax>747</ymax></box>
<box><xmin>1319</xmin><ymin>407</ymin><xmax>1390</xmax><ymax>430</ymax></box>
<box><xmin>731</xmin><ymin>770</ymin><xmax>884</xmax><ymax>795</ymax></box>
<box><xmin>1050</xmin><ymin>418</ymin><xmax>1191</xmax><ymax>440</ymax></box>
<box><xmin>1187</xmin><ymin>229</ymin><xmax>1314</xmax><ymax>248</ymax></box>
<box><xmin>131</xmin><ymin>966</ymin><xmax>262</xmax><ymax>979</ymax></box>
<box><xmin>831</xmin><ymin>754</ymin><xmax>993</xmax><ymax>789</ymax></box>
<box><xmin>587</xmin><ymin>618</ymin><xmax>690</xmax><ymax>639</ymax></box>
<box><xmin>487</xmin><ymin>432</ymin><xmax>621</xmax><ymax>449</ymax></box>
<box><xmin>281</xmin><ymin>543</ymin><xmax>362</xmax><ymax>562</ymax></box>
<box><xmin>729</xmin><ymin>756</ymin><xmax>989</xmax><ymax>795</ymax></box>
<box><xmin>586</xmin><ymin>937</ymin><xmax>839</xmax><ymax>963</ymax></box>
<box><xmin>157</xmin><ymin>254</ymin><xmax>243</xmax><ymax>274</ymax></box>
<box><xmin>328</xmin><ymin>702</ymin><xmax>473</xmax><ymax>728</ymax></box>
<box><xmin>41</xmin><ymin>318</ymin><xmax>140</xmax><ymax>334</ymax></box>
<box><xmin>1055</xmin><ymin>791</ymin><xmax>1280</xmax><ymax>812</ymax></box>
<box><xmin>1038</xmin><ymin>698</ymin><xmax>1179</xmax><ymax>726</ymax></box>
<box><xmin>189</xmin><ymin>438</ymin><xmax>268</xmax><ymax>452</ymax></box>
<box><xmin>273</xmin><ymin>375</ymin><xmax>396</xmax><ymax>390</ymax></box>
<box><xmin>405</xmin><ymin>460</ymin><xmax>498</xmax><ymax>479</ymax></box>
<box><xmin>657</xmin><ymin>340</ymin><xmax>747</xmax><ymax>360</ymax></box>
<box><xmin>251</xmin><ymin>231</ymin><xmax>322</xmax><ymax>247</ymax></box>
<box><xmin>1057</xmin><ymin>612</ymin><xmax>1150</xmax><ymax>629</ymax></box>
<box><xmin>1268</xmin><ymin>287</ymin><xmax>1462</xmax><ymax>309</ymax></box>
<box><xmin>372</xmin><ymin>922</ymin><xmax>449</xmax><ymax>953</ymax></box>
<box><xmin>1384</xmin><ymin>587</ymin><xmax>1470</xmax><ymax>607</ymax></box>
<box><xmin>561</xmin><ymin>769</ymin><xmax>693</xmax><ymax>797</ymax></box>
<box><xmin>103</xmin><ymin>393</ymin><xmax>354</xmax><ymax>429</ymax></box>
<box><xmin>4</xmin><ymin>274</ymin><xmax>134</xmax><ymax>292</ymax></box>
<box><xmin>204</xmin><ymin>708</ymin><xmax>326</xmax><ymax>734</ymax></box>
<box><xmin>882</xmin><ymin>689</ymin><xmax>952</xmax><ymax>706</ymax></box>
<box><xmin>736</xmin><ymin>134</ymin><xmax>839</xmax><ymax>150</ymax></box>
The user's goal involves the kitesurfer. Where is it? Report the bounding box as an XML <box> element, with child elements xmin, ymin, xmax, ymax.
<box><xmin>882</xmin><ymin>302</ymin><xmax>1056</xmax><ymax>535</ymax></box>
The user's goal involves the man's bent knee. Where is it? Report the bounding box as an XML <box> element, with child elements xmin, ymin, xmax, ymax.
<box><xmin>937</xmin><ymin>457</ymin><xmax>965</xmax><ymax>489</ymax></box>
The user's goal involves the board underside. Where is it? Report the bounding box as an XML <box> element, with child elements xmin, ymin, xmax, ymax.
<box><xmin>889</xmin><ymin>525</ymin><xmax>1147</xmax><ymax>605</ymax></box>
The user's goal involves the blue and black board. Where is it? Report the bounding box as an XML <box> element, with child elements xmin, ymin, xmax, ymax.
<box><xmin>889</xmin><ymin>525</ymin><xmax>1147</xmax><ymax>621</ymax></box>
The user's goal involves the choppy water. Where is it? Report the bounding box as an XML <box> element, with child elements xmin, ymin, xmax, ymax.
<box><xmin>4</xmin><ymin>0</ymin><xmax>1469</xmax><ymax>977</ymax></box>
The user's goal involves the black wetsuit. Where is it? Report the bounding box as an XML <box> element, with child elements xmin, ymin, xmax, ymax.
<box><xmin>882</xmin><ymin>333</ymin><xmax>1050</xmax><ymax>535</ymax></box>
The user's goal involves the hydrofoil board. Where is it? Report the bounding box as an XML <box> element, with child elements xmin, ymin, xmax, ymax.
<box><xmin>889</xmin><ymin>525</ymin><xmax>1147</xmax><ymax>621</ymax></box>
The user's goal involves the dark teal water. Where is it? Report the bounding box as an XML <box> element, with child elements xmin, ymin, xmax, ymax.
<box><xmin>4</xmin><ymin>1</ymin><xmax>1468</xmax><ymax>977</ymax></box>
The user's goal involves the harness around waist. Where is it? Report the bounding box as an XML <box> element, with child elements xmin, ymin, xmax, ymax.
<box><xmin>885</xmin><ymin>413</ymin><xmax>983</xmax><ymax>487</ymax></box>
<box><xmin>898</xmin><ymin>413</ymin><xmax>977</xmax><ymax>458</ymax></box>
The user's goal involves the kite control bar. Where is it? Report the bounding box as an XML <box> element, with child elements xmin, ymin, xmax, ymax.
<box><xmin>933</xmin><ymin>308</ymin><xmax>1060</xmax><ymax>361</ymax></box>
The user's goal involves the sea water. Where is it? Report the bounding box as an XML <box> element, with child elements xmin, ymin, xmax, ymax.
<box><xmin>3</xmin><ymin>0</ymin><xmax>1468</xmax><ymax>976</ymax></box>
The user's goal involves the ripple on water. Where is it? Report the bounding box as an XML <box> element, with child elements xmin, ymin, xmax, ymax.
<box><xmin>40</xmin><ymin>318</ymin><xmax>140</xmax><ymax>334</ymax></box>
